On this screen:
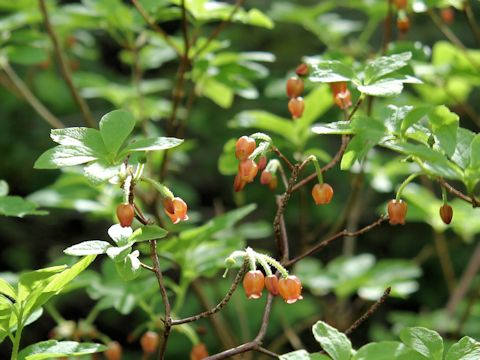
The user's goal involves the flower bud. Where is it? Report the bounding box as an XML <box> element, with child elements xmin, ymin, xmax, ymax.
<box><xmin>190</xmin><ymin>342</ymin><xmax>209</xmax><ymax>360</ymax></box>
<box><xmin>235</xmin><ymin>136</ymin><xmax>256</xmax><ymax>161</ymax></box>
<box><xmin>439</xmin><ymin>204</ymin><xmax>453</xmax><ymax>225</ymax></box>
<box><xmin>387</xmin><ymin>199</ymin><xmax>407</xmax><ymax>225</ymax></box>
<box><xmin>311</xmin><ymin>183</ymin><xmax>334</xmax><ymax>205</ymax></box>
<box><xmin>141</xmin><ymin>331</ymin><xmax>159</xmax><ymax>354</ymax></box>
<box><xmin>116</xmin><ymin>203</ymin><xmax>135</xmax><ymax>227</ymax></box>
<box><xmin>296</xmin><ymin>63</ymin><xmax>309</xmax><ymax>77</ymax></box>
<box><xmin>288</xmin><ymin>97</ymin><xmax>305</xmax><ymax>119</ymax></box>
<box><xmin>286</xmin><ymin>77</ymin><xmax>304</xmax><ymax>98</ymax></box>
<box><xmin>265</xmin><ymin>275</ymin><xmax>279</xmax><ymax>296</ymax></box>
<box><xmin>278</xmin><ymin>276</ymin><xmax>303</xmax><ymax>304</ymax></box>
<box><xmin>238</xmin><ymin>159</ymin><xmax>258</xmax><ymax>183</ymax></box>
<box><xmin>243</xmin><ymin>270</ymin><xmax>265</xmax><ymax>299</ymax></box>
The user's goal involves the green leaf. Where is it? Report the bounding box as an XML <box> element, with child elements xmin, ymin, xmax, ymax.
<box><xmin>5</xmin><ymin>45</ymin><xmax>48</xmax><ymax>66</ymax></box>
<box><xmin>451</xmin><ymin>128</ymin><xmax>475</xmax><ymax>169</ymax></box>
<box><xmin>64</xmin><ymin>241</ymin><xmax>112</xmax><ymax>256</ymax></box>
<box><xmin>279</xmin><ymin>350</ymin><xmax>311</xmax><ymax>360</ymax></box>
<box><xmin>0</xmin><ymin>278</ymin><xmax>16</xmax><ymax>300</ymax></box>
<box><xmin>18</xmin><ymin>265</ymin><xmax>67</xmax><ymax>301</ymax></box>
<box><xmin>115</xmin><ymin>252</ymin><xmax>141</xmax><ymax>281</ymax></box>
<box><xmin>34</xmin><ymin>145</ymin><xmax>98</xmax><ymax>169</ymax></box>
<box><xmin>83</xmin><ymin>161</ymin><xmax>119</xmax><ymax>185</ymax></box>
<box><xmin>18</xmin><ymin>340</ymin><xmax>107</xmax><ymax>360</ymax></box>
<box><xmin>99</xmin><ymin>109</ymin><xmax>136</xmax><ymax>156</ymax></box>
<box><xmin>130</xmin><ymin>225</ymin><xmax>168</xmax><ymax>242</ymax></box>
<box><xmin>312</xmin><ymin>321</ymin><xmax>352</xmax><ymax>360</ymax></box>
<box><xmin>399</xmin><ymin>326</ymin><xmax>444</xmax><ymax>360</ymax></box>
<box><xmin>311</xmin><ymin>121</ymin><xmax>353</xmax><ymax>135</ymax></box>
<box><xmin>353</xmin><ymin>341</ymin><xmax>427</xmax><ymax>360</ymax></box>
<box><xmin>180</xmin><ymin>204</ymin><xmax>257</xmax><ymax>243</ymax></box>
<box><xmin>469</xmin><ymin>134</ymin><xmax>480</xmax><ymax>170</ymax></box>
<box><xmin>50</xmin><ymin>128</ymin><xmax>107</xmax><ymax>157</ymax></box>
<box><xmin>341</xmin><ymin>130</ymin><xmax>384</xmax><ymax>170</ymax></box>
<box><xmin>229</xmin><ymin>110</ymin><xmax>296</xmax><ymax>143</ymax></box>
<box><xmin>400</xmin><ymin>106</ymin><xmax>431</xmax><ymax>135</ymax></box>
<box><xmin>445</xmin><ymin>336</ymin><xmax>480</xmax><ymax>360</ymax></box>
<box><xmin>364</xmin><ymin>52</ymin><xmax>412</xmax><ymax>84</ymax></box>
<box><xmin>0</xmin><ymin>196</ymin><xmax>47</xmax><ymax>217</ymax></box>
<box><xmin>385</xmin><ymin>105</ymin><xmax>413</xmax><ymax>134</ymax></box>
<box><xmin>0</xmin><ymin>180</ymin><xmax>9</xmax><ymax>196</ymax></box>
<box><xmin>309</xmin><ymin>61</ymin><xmax>355</xmax><ymax>83</ymax></box>
<box><xmin>197</xmin><ymin>76</ymin><xmax>234</xmax><ymax>108</ymax></box>
<box><xmin>121</xmin><ymin>137</ymin><xmax>183</xmax><ymax>154</ymax></box>
<box><xmin>428</xmin><ymin>106</ymin><xmax>459</xmax><ymax>157</ymax></box>
<box><xmin>357</xmin><ymin>78</ymin><xmax>404</xmax><ymax>97</ymax></box>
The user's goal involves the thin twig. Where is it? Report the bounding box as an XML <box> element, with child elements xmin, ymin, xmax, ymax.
<box><xmin>438</xmin><ymin>178</ymin><xmax>480</xmax><ymax>207</ymax></box>
<box><xmin>131</xmin><ymin>0</ymin><xmax>182</xmax><ymax>56</ymax></box>
<box><xmin>382</xmin><ymin>0</ymin><xmax>393</xmax><ymax>54</ymax></box>
<box><xmin>39</xmin><ymin>0</ymin><xmax>96</xmax><ymax>128</ymax></box>
<box><xmin>446</xmin><ymin>243</ymin><xmax>480</xmax><ymax>316</ymax></box>
<box><xmin>427</xmin><ymin>8</ymin><xmax>480</xmax><ymax>71</ymax></box>
<box><xmin>344</xmin><ymin>287</ymin><xmax>391</xmax><ymax>335</ymax></box>
<box><xmin>193</xmin><ymin>0</ymin><xmax>246</xmax><ymax>59</ymax></box>
<box><xmin>172</xmin><ymin>262</ymin><xmax>247</xmax><ymax>325</ymax></box>
<box><xmin>464</xmin><ymin>1</ymin><xmax>480</xmax><ymax>47</ymax></box>
<box><xmin>272</xmin><ymin>146</ymin><xmax>294</xmax><ymax>171</ymax></box>
<box><xmin>285</xmin><ymin>216</ymin><xmax>387</xmax><ymax>267</ymax></box>
<box><xmin>255</xmin><ymin>347</ymin><xmax>279</xmax><ymax>358</ymax></box>
<box><xmin>1</xmin><ymin>62</ymin><xmax>64</xmax><ymax>129</ymax></box>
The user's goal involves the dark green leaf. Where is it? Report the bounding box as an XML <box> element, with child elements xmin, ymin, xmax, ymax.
<box><xmin>0</xmin><ymin>196</ymin><xmax>46</xmax><ymax>217</ymax></box>
<box><xmin>309</xmin><ymin>61</ymin><xmax>355</xmax><ymax>83</ymax></box>
<box><xmin>401</xmin><ymin>106</ymin><xmax>431</xmax><ymax>135</ymax></box>
<box><xmin>353</xmin><ymin>341</ymin><xmax>427</xmax><ymax>360</ymax></box>
<box><xmin>428</xmin><ymin>106</ymin><xmax>459</xmax><ymax>157</ymax></box>
<box><xmin>451</xmin><ymin>128</ymin><xmax>475</xmax><ymax>169</ymax></box>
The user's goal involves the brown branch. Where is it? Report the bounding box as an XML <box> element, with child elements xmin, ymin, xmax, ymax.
<box><xmin>255</xmin><ymin>347</ymin><xmax>279</xmax><ymax>358</ymax></box>
<box><xmin>131</xmin><ymin>0</ymin><xmax>182</xmax><ymax>56</ymax></box>
<box><xmin>427</xmin><ymin>8</ymin><xmax>480</xmax><ymax>70</ymax></box>
<box><xmin>344</xmin><ymin>287</ymin><xmax>391</xmax><ymax>335</ymax></box>
<box><xmin>291</xmin><ymin>135</ymin><xmax>350</xmax><ymax>192</ymax></box>
<box><xmin>464</xmin><ymin>1</ymin><xmax>480</xmax><ymax>47</ymax></box>
<box><xmin>438</xmin><ymin>178</ymin><xmax>480</xmax><ymax>207</ymax></box>
<box><xmin>1</xmin><ymin>62</ymin><xmax>65</xmax><ymax>129</ymax></box>
<box><xmin>39</xmin><ymin>0</ymin><xmax>96</xmax><ymax>128</ymax></box>
<box><xmin>285</xmin><ymin>216</ymin><xmax>387</xmax><ymax>267</ymax></box>
<box><xmin>193</xmin><ymin>0</ymin><xmax>246</xmax><ymax>59</ymax></box>
<box><xmin>172</xmin><ymin>262</ymin><xmax>247</xmax><ymax>325</ymax></box>
<box><xmin>382</xmin><ymin>0</ymin><xmax>393</xmax><ymax>54</ymax></box>
<box><xmin>446</xmin><ymin>243</ymin><xmax>480</xmax><ymax>316</ymax></box>
<box><xmin>272</xmin><ymin>146</ymin><xmax>294</xmax><ymax>171</ymax></box>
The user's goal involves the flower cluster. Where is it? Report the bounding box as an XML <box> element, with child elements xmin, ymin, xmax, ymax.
<box><xmin>225</xmin><ymin>247</ymin><xmax>303</xmax><ymax>304</ymax></box>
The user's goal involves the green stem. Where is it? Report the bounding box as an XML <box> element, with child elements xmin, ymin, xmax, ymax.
<box><xmin>245</xmin><ymin>247</ymin><xmax>257</xmax><ymax>271</ymax></box>
<box><xmin>10</xmin><ymin>306</ymin><xmax>24</xmax><ymax>360</ymax></box>
<box><xmin>45</xmin><ymin>304</ymin><xmax>65</xmax><ymax>325</ymax></box>
<box><xmin>441</xmin><ymin>186</ymin><xmax>448</xmax><ymax>205</ymax></box>
<box><xmin>396</xmin><ymin>173</ymin><xmax>420</xmax><ymax>200</ymax></box>
<box><xmin>262</xmin><ymin>254</ymin><xmax>289</xmax><ymax>279</ymax></box>
<box><xmin>141</xmin><ymin>177</ymin><xmax>174</xmax><ymax>199</ymax></box>
<box><xmin>307</xmin><ymin>155</ymin><xmax>323</xmax><ymax>184</ymax></box>
<box><xmin>256</xmin><ymin>255</ymin><xmax>273</xmax><ymax>276</ymax></box>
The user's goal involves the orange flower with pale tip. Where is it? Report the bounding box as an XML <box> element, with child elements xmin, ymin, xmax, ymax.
<box><xmin>164</xmin><ymin>197</ymin><xmax>189</xmax><ymax>224</ymax></box>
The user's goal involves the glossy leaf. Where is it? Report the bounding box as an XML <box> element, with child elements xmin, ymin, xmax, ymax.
<box><xmin>34</xmin><ymin>146</ymin><xmax>98</xmax><ymax>169</ymax></box>
<box><xmin>99</xmin><ymin>109</ymin><xmax>136</xmax><ymax>156</ymax></box>
<box><xmin>130</xmin><ymin>225</ymin><xmax>168</xmax><ymax>242</ymax></box>
<box><xmin>312</xmin><ymin>321</ymin><xmax>352</xmax><ymax>360</ymax></box>
<box><xmin>18</xmin><ymin>340</ymin><xmax>107</xmax><ymax>360</ymax></box>
<box><xmin>364</xmin><ymin>52</ymin><xmax>412</xmax><ymax>84</ymax></box>
<box><xmin>64</xmin><ymin>241</ymin><xmax>112</xmax><ymax>256</ymax></box>
<box><xmin>445</xmin><ymin>336</ymin><xmax>480</xmax><ymax>360</ymax></box>
<box><xmin>399</xmin><ymin>326</ymin><xmax>444</xmax><ymax>360</ymax></box>
<box><xmin>353</xmin><ymin>341</ymin><xmax>427</xmax><ymax>360</ymax></box>
<box><xmin>121</xmin><ymin>137</ymin><xmax>183</xmax><ymax>154</ymax></box>
<box><xmin>309</xmin><ymin>61</ymin><xmax>355</xmax><ymax>83</ymax></box>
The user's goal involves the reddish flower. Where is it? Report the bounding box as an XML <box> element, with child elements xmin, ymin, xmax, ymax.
<box><xmin>105</xmin><ymin>341</ymin><xmax>122</xmax><ymax>360</ymax></box>
<box><xmin>387</xmin><ymin>199</ymin><xmax>407</xmax><ymax>225</ymax></box>
<box><xmin>164</xmin><ymin>197</ymin><xmax>189</xmax><ymax>224</ymax></box>
<box><xmin>235</xmin><ymin>136</ymin><xmax>256</xmax><ymax>161</ymax></box>
<box><xmin>311</xmin><ymin>183</ymin><xmax>334</xmax><ymax>205</ymax></box>
<box><xmin>238</xmin><ymin>159</ymin><xmax>258</xmax><ymax>183</ymax></box>
<box><xmin>140</xmin><ymin>331</ymin><xmax>159</xmax><ymax>354</ymax></box>
<box><xmin>286</xmin><ymin>77</ymin><xmax>305</xmax><ymax>98</ymax></box>
<box><xmin>330</xmin><ymin>82</ymin><xmax>352</xmax><ymax>109</ymax></box>
<box><xmin>441</xmin><ymin>8</ymin><xmax>454</xmax><ymax>24</ymax></box>
<box><xmin>257</xmin><ymin>156</ymin><xmax>268</xmax><ymax>171</ymax></box>
<box><xmin>439</xmin><ymin>204</ymin><xmax>453</xmax><ymax>225</ymax></box>
<box><xmin>330</xmin><ymin>81</ymin><xmax>347</xmax><ymax>95</ymax></box>
<box><xmin>397</xmin><ymin>17</ymin><xmax>410</xmax><ymax>33</ymax></box>
<box><xmin>394</xmin><ymin>0</ymin><xmax>408</xmax><ymax>10</ymax></box>
<box><xmin>278</xmin><ymin>275</ymin><xmax>303</xmax><ymax>304</ymax></box>
<box><xmin>243</xmin><ymin>270</ymin><xmax>265</xmax><ymax>299</ymax></box>
<box><xmin>260</xmin><ymin>170</ymin><xmax>273</xmax><ymax>185</ymax></box>
<box><xmin>116</xmin><ymin>203</ymin><xmax>135</xmax><ymax>227</ymax></box>
<box><xmin>265</xmin><ymin>275</ymin><xmax>279</xmax><ymax>296</ymax></box>
<box><xmin>190</xmin><ymin>343</ymin><xmax>209</xmax><ymax>360</ymax></box>
<box><xmin>288</xmin><ymin>97</ymin><xmax>305</xmax><ymax>119</ymax></box>
<box><xmin>296</xmin><ymin>63</ymin><xmax>309</xmax><ymax>76</ymax></box>
<box><xmin>268</xmin><ymin>176</ymin><xmax>278</xmax><ymax>191</ymax></box>
<box><xmin>233</xmin><ymin>173</ymin><xmax>247</xmax><ymax>192</ymax></box>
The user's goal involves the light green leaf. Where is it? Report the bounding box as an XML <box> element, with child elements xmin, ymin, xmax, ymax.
<box><xmin>309</xmin><ymin>61</ymin><xmax>355</xmax><ymax>83</ymax></box>
<box><xmin>451</xmin><ymin>128</ymin><xmax>475</xmax><ymax>169</ymax></box>
<box><xmin>400</xmin><ymin>326</ymin><xmax>443</xmax><ymax>360</ymax></box>
<box><xmin>428</xmin><ymin>106</ymin><xmax>459</xmax><ymax>157</ymax></box>
<box><xmin>34</xmin><ymin>145</ymin><xmax>98</xmax><ymax>169</ymax></box>
<box><xmin>279</xmin><ymin>350</ymin><xmax>311</xmax><ymax>360</ymax></box>
<box><xmin>364</xmin><ymin>52</ymin><xmax>412</xmax><ymax>84</ymax></box>
<box><xmin>197</xmin><ymin>77</ymin><xmax>234</xmax><ymax>108</ymax></box>
<box><xmin>99</xmin><ymin>109</ymin><xmax>136</xmax><ymax>156</ymax></box>
<box><xmin>385</xmin><ymin>105</ymin><xmax>413</xmax><ymax>134</ymax></box>
<box><xmin>229</xmin><ymin>111</ymin><xmax>296</xmax><ymax>143</ymax></box>
<box><xmin>50</xmin><ymin>128</ymin><xmax>107</xmax><ymax>156</ymax></box>
<box><xmin>106</xmin><ymin>244</ymin><xmax>132</xmax><ymax>263</ymax></box>
<box><xmin>0</xmin><ymin>278</ymin><xmax>16</xmax><ymax>300</ymax></box>
<box><xmin>130</xmin><ymin>225</ymin><xmax>168</xmax><ymax>242</ymax></box>
<box><xmin>469</xmin><ymin>134</ymin><xmax>480</xmax><ymax>170</ymax></box>
<box><xmin>311</xmin><ymin>121</ymin><xmax>353</xmax><ymax>135</ymax></box>
<box><xmin>18</xmin><ymin>340</ymin><xmax>107</xmax><ymax>360</ymax></box>
<box><xmin>18</xmin><ymin>265</ymin><xmax>67</xmax><ymax>301</ymax></box>
<box><xmin>115</xmin><ymin>252</ymin><xmax>141</xmax><ymax>281</ymax></box>
<box><xmin>353</xmin><ymin>341</ymin><xmax>427</xmax><ymax>360</ymax></box>
<box><xmin>357</xmin><ymin>78</ymin><xmax>404</xmax><ymax>97</ymax></box>
<box><xmin>341</xmin><ymin>129</ymin><xmax>384</xmax><ymax>170</ymax></box>
<box><xmin>0</xmin><ymin>196</ymin><xmax>47</xmax><ymax>217</ymax></box>
<box><xmin>64</xmin><ymin>241</ymin><xmax>112</xmax><ymax>256</ymax></box>
<box><xmin>0</xmin><ymin>180</ymin><xmax>9</xmax><ymax>196</ymax></box>
<box><xmin>400</xmin><ymin>106</ymin><xmax>431</xmax><ymax>135</ymax></box>
<box><xmin>121</xmin><ymin>137</ymin><xmax>183</xmax><ymax>154</ymax></box>
<box><xmin>83</xmin><ymin>161</ymin><xmax>119</xmax><ymax>185</ymax></box>
<box><xmin>312</xmin><ymin>321</ymin><xmax>352</xmax><ymax>360</ymax></box>
<box><xmin>445</xmin><ymin>336</ymin><xmax>480</xmax><ymax>360</ymax></box>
